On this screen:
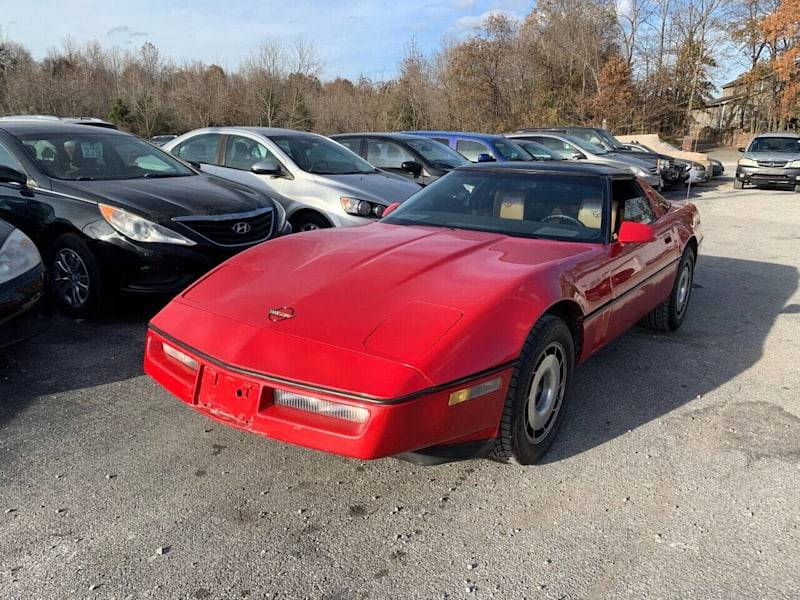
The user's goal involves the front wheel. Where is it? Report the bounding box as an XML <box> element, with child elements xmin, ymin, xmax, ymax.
<box><xmin>491</xmin><ymin>315</ymin><xmax>575</xmax><ymax>465</ymax></box>
<box><xmin>640</xmin><ymin>246</ymin><xmax>696</xmax><ymax>332</ymax></box>
<box><xmin>49</xmin><ymin>234</ymin><xmax>105</xmax><ymax>318</ymax></box>
<box><xmin>290</xmin><ymin>212</ymin><xmax>332</xmax><ymax>232</ymax></box>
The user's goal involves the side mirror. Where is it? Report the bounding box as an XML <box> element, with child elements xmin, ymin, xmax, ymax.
<box><xmin>0</xmin><ymin>165</ymin><xmax>28</xmax><ymax>186</ymax></box>
<box><xmin>737</xmin><ymin>147</ymin><xmax>746</xmax><ymax>153</ymax></box>
<box><xmin>618</xmin><ymin>221</ymin><xmax>656</xmax><ymax>244</ymax></box>
<box><xmin>382</xmin><ymin>202</ymin><xmax>401</xmax><ymax>217</ymax></box>
<box><xmin>251</xmin><ymin>160</ymin><xmax>282</xmax><ymax>176</ymax></box>
<box><xmin>187</xmin><ymin>160</ymin><xmax>202</xmax><ymax>170</ymax></box>
<box><xmin>400</xmin><ymin>160</ymin><xmax>423</xmax><ymax>177</ymax></box>
<box><xmin>477</xmin><ymin>153</ymin><xmax>495</xmax><ymax>163</ymax></box>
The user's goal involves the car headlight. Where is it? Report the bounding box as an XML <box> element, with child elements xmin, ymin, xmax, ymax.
<box><xmin>786</xmin><ymin>160</ymin><xmax>800</xmax><ymax>168</ymax></box>
<box><xmin>99</xmin><ymin>204</ymin><xmax>196</xmax><ymax>246</ymax></box>
<box><xmin>0</xmin><ymin>228</ymin><xmax>42</xmax><ymax>285</ymax></box>
<box><xmin>340</xmin><ymin>197</ymin><xmax>386</xmax><ymax>218</ymax></box>
<box><xmin>628</xmin><ymin>166</ymin><xmax>649</xmax><ymax>178</ymax></box>
<box><xmin>738</xmin><ymin>157</ymin><xmax>757</xmax><ymax>167</ymax></box>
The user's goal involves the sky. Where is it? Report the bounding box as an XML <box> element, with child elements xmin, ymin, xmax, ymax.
<box><xmin>0</xmin><ymin>0</ymin><xmax>533</xmax><ymax>81</ymax></box>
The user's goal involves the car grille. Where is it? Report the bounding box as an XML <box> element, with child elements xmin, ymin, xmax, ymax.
<box><xmin>751</xmin><ymin>173</ymin><xmax>789</xmax><ymax>181</ymax></box>
<box><xmin>174</xmin><ymin>208</ymin><xmax>274</xmax><ymax>247</ymax></box>
<box><xmin>757</xmin><ymin>160</ymin><xmax>787</xmax><ymax>167</ymax></box>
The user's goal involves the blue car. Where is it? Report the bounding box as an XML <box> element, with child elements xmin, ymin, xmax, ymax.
<box><xmin>403</xmin><ymin>131</ymin><xmax>532</xmax><ymax>163</ymax></box>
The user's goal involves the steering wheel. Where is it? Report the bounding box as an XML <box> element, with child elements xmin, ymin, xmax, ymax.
<box><xmin>542</xmin><ymin>214</ymin><xmax>583</xmax><ymax>227</ymax></box>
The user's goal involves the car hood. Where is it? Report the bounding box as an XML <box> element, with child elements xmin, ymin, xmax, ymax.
<box><xmin>314</xmin><ymin>171</ymin><xmax>421</xmax><ymax>205</ymax></box>
<box><xmin>609</xmin><ymin>150</ymin><xmax>659</xmax><ymax>166</ymax></box>
<box><xmin>605</xmin><ymin>153</ymin><xmax>654</xmax><ymax>169</ymax></box>
<box><xmin>743</xmin><ymin>151</ymin><xmax>800</xmax><ymax>162</ymax></box>
<box><xmin>53</xmin><ymin>174</ymin><xmax>274</xmax><ymax>220</ymax></box>
<box><xmin>167</xmin><ymin>223</ymin><xmax>600</xmax><ymax>369</ymax></box>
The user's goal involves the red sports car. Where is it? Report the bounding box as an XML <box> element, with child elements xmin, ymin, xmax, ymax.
<box><xmin>145</xmin><ymin>162</ymin><xmax>702</xmax><ymax>465</ymax></box>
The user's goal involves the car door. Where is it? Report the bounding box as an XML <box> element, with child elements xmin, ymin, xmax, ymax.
<box><xmin>0</xmin><ymin>138</ymin><xmax>55</xmax><ymax>244</ymax></box>
<box><xmin>603</xmin><ymin>178</ymin><xmax>680</xmax><ymax>340</ymax></box>
<box><xmin>211</xmin><ymin>134</ymin><xmax>290</xmax><ymax>198</ymax></box>
<box><xmin>171</xmin><ymin>133</ymin><xmax>224</xmax><ymax>171</ymax></box>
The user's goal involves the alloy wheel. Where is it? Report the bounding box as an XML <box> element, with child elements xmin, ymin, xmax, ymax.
<box><xmin>53</xmin><ymin>248</ymin><xmax>90</xmax><ymax>308</ymax></box>
<box><xmin>675</xmin><ymin>260</ymin><xmax>693</xmax><ymax>317</ymax></box>
<box><xmin>525</xmin><ymin>342</ymin><xmax>567</xmax><ymax>443</ymax></box>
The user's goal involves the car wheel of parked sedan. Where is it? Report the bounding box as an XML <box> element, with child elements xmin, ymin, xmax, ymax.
<box><xmin>290</xmin><ymin>212</ymin><xmax>331</xmax><ymax>232</ymax></box>
<box><xmin>50</xmin><ymin>234</ymin><xmax>103</xmax><ymax>318</ymax></box>
<box><xmin>491</xmin><ymin>314</ymin><xmax>575</xmax><ymax>465</ymax></box>
<box><xmin>640</xmin><ymin>246</ymin><xmax>696</xmax><ymax>332</ymax></box>
<box><xmin>734</xmin><ymin>179</ymin><xmax>744</xmax><ymax>189</ymax></box>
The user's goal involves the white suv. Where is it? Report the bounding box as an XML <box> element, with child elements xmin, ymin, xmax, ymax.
<box><xmin>164</xmin><ymin>128</ymin><xmax>422</xmax><ymax>231</ymax></box>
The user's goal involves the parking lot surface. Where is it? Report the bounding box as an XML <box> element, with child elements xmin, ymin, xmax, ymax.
<box><xmin>2</xmin><ymin>165</ymin><xmax>799</xmax><ymax>599</ymax></box>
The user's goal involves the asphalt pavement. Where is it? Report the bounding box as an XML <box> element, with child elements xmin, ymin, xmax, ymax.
<box><xmin>1</xmin><ymin>164</ymin><xmax>799</xmax><ymax>599</ymax></box>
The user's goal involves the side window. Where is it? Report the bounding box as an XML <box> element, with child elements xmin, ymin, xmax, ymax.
<box><xmin>335</xmin><ymin>138</ymin><xmax>362</xmax><ymax>155</ymax></box>
<box><xmin>0</xmin><ymin>140</ymin><xmax>24</xmax><ymax>173</ymax></box>
<box><xmin>568</xmin><ymin>129</ymin><xmax>605</xmax><ymax>146</ymax></box>
<box><xmin>223</xmin><ymin>135</ymin><xmax>276</xmax><ymax>171</ymax></box>
<box><xmin>366</xmin><ymin>140</ymin><xmax>415</xmax><ymax>168</ymax></box>
<box><xmin>456</xmin><ymin>139</ymin><xmax>490</xmax><ymax>162</ymax></box>
<box><xmin>534</xmin><ymin>137</ymin><xmax>580</xmax><ymax>157</ymax></box>
<box><xmin>613</xmin><ymin>180</ymin><xmax>656</xmax><ymax>229</ymax></box>
<box><xmin>173</xmin><ymin>133</ymin><xmax>221</xmax><ymax>165</ymax></box>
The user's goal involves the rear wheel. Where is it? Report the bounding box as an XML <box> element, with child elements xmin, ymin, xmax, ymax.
<box><xmin>491</xmin><ymin>315</ymin><xmax>575</xmax><ymax>465</ymax></box>
<box><xmin>49</xmin><ymin>234</ymin><xmax>105</xmax><ymax>318</ymax></box>
<box><xmin>733</xmin><ymin>179</ymin><xmax>744</xmax><ymax>189</ymax></box>
<box><xmin>640</xmin><ymin>246</ymin><xmax>696</xmax><ymax>332</ymax></box>
<box><xmin>290</xmin><ymin>212</ymin><xmax>331</xmax><ymax>232</ymax></box>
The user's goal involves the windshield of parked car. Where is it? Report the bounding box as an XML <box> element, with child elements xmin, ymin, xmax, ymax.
<box><xmin>270</xmin><ymin>134</ymin><xmax>376</xmax><ymax>175</ymax></box>
<box><xmin>16</xmin><ymin>132</ymin><xmax>194</xmax><ymax>180</ymax></box>
<box><xmin>382</xmin><ymin>170</ymin><xmax>606</xmax><ymax>242</ymax></box>
<box><xmin>515</xmin><ymin>141</ymin><xmax>561</xmax><ymax>160</ymax></box>
<box><xmin>748</xmin><ymin>137</ymin><xmax>800</xmax><ymax>153</ymax></box>
<box><xmin>564</xmin><ymin>135</ymin><xmax>608</xmax><ymax>155</ymax></box>
<box><xmin>404</xmin><ymin>138</ymin><xmax>470</xmax><ymax>169</ymax></box>
<box><xmin>493</xmin><ymin>139</ymin><xmax>533</xmax><ymax>161</ymax></box>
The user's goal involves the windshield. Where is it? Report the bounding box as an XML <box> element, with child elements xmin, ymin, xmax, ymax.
<box><xmin>404</xmin><ymin>138</ymin><xmax>470</xmax><ymax>169</ymax></box>
<box><xmin>382</xmin><ymin>170</ymin><xmax>605</xmax><ymax>242</ymax></box>
<box><xmin>748</xmin><ymin>137</ymin><xmax>800</xmax><ymax>153</ymax></box>
<box><xmin>516</xmin><ymin>141</ymin><xmax>560</xmax><ymax>160</ymax></box>
<box><xmin>493</xmin><ymin>139</ymin><xmax>533</xmax><ymax>161</ymax></box>
<box><xmin>271</xmin><ymin>135</ymin><xmax>376</xmax><ymax>175</ymax></box>
<box><xmin>17</xmin><ymin>133</ymin><xmax>194</xmax><ymax>181</ymax></box>
<box><xmin>598</xmin><ymin>129</ymin><xmax>626</xmax><ymax>149</ymax></box>
<box><xmin>565</xmin><ymin>135</ymin><xmax>608</xmax><ymax>155</ymax></box>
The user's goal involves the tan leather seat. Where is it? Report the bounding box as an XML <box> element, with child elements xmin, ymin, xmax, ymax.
<box><xmin>493</xmin><ymin>190</ymin><xmax>525</xmax><ymax>220</ymax></box>
<box><xmin>577</xmin><ymin>197</ymin><xmax>603</xmax><ymax>230</ymax></box>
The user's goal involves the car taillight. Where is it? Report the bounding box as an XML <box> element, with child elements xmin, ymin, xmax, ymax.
<box><xmin>162</xmin><ymin>342</ymin><xmax>199</xmax><ymax>371</ymax></box>
<box><xmin>273</xmin><ymin>389</ymin><xmax>369</xmax><ymax>423</ymax></box>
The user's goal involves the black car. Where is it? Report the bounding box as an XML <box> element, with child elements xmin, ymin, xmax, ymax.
<box><xmin>0</xmin><ymin>121</ymin><xmax>289</xmax><ymax>317</ymax></box>
<box><xmin>331</xmin><ymin>133</ymin><xmax>471</xmax><ymax>186</ymax></box>
<box><xmin>519</xmin><ymin>126</ymin><xmax>686</xmax><ymax>187</ymax></box>
<box><xmin>0</xmin><ymin>218</ymin><xmax>50</xmax><ymax>348</ymax></box>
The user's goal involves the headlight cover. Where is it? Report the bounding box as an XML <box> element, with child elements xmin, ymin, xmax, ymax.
<box><xmin>99</xmin><ymin>204</ymin><xmax>196</xmax><ymax>245</ymax></box>
<box><xmin>0</xmin><ymin>228</ymin><xmax>42</xmax><ymax>285</ymax></box>
<box><xmin>786</xmin><ymin>159</ymin><xmax>800</xmax><ymax>168</ymax></box>
<box><xmin>340</xmin><ymin>197</ymin><xmax>385</xmax><ymax>218</ymax></box>
<box><xmin>738</xmin><ymin>157</ymin><xmax>757</xmax><ymax>167</ymax></box>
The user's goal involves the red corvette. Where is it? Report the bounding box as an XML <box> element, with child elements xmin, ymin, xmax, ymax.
<box><xmin>145</xmin><ymin>162</ymin><xmax>702</xmax><ymax>464</ymax></box>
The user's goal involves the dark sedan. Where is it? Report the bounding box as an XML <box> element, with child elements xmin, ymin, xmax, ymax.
<box><xmin>331</xmin><ymin>132</ymin><xmax>470</xmax><ymax>186</ymax></box>
<box><xmin>0</xmin><ymin>121</ymin><xmax>289</xmax><ymax>317</ymax></box>
<box><xmin>0</xmin><ymin>218</ymin><xmax>50</xmax><ymax>348</ymax></box>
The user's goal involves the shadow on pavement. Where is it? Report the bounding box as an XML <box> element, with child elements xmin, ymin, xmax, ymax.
<box><xmin>0</xmin><ymin>295</ymin><xmax>164</xmax><ymax>425</ymax></box>
<box><xmin>544</xmin><ymin>254</ymin><xmax>799</xmax><ymax>463</ymax></box>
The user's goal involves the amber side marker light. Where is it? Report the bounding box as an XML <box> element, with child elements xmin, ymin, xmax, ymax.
<box><xmin>274</xmin><ymin>389</ymin><xmax>369</xmax><ymax>423</ymax></box>
<box><xmin>162</xmin><ymin>342</ymin><xmax>199</xmax><ymax>371</ymax></box>
<box><xmin>448</xmin><ymin>377</ymin><xmax>503</xmax><ymax>406</ymax></box>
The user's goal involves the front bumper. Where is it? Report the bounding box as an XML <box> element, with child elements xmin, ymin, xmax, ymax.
<box><xmin>0</xmin><ymin>263</ymin><xmax>52</xmax><ymax>349</ymax></box>
<box><xmin>144</xmin><ymin>328</ymin><xmax>509</xmax><ymax>460</ymax></box>
<box><xmin>736</xmin><ymin>165</ymin><xmax>800</xmax><ymax>187</ymax></box>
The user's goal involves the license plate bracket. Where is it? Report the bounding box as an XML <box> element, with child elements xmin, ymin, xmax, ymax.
<box><xmin>198</xmin><ymin>367</ymin><xmax>258</xmax><ymax>424</ymax></box>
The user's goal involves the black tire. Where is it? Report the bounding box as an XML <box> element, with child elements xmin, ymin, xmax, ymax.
<box><xmin>733</xmin><ymin>179</ymin><xmax>744</xmax><ymax>189</ymax></box>
<box><xmin>49</xmin><ymin>233</ymin><xmax>105</xmax><ymax>318</ymax></box>
<box><xmin>639</xmin><ymin>246</ymin><xmax>696</xmax><ymax>332</ymax></box>
<box><xmin>290</xmin><ymin>212</ymin><xmax>331</xmax><ymax>232</ymax></box>
<box><xmin>490</xmin><ymin>315</ymin><xmax>575</xmax><ymax>465</ymax></box>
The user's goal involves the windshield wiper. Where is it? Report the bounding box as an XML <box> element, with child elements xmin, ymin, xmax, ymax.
<box><xmin>74</xmin><ymin>176</ymin><xmax>95</xmax><ymax>181</ymax></box>
<box><xmin>142</xmin><ymin>172</ymin><xmax>187</xmax><ymax>178</ymax></box>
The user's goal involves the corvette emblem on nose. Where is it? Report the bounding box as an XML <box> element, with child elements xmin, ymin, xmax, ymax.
<box><xmin>232</xmin><ymin>221</ymin><xmax>251</xmax><ymax>234</ymax></box>
<box><xmin>269</xmin><ymin>306</ymin><xmax>295</xmax><ymax>322</ymax></box>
